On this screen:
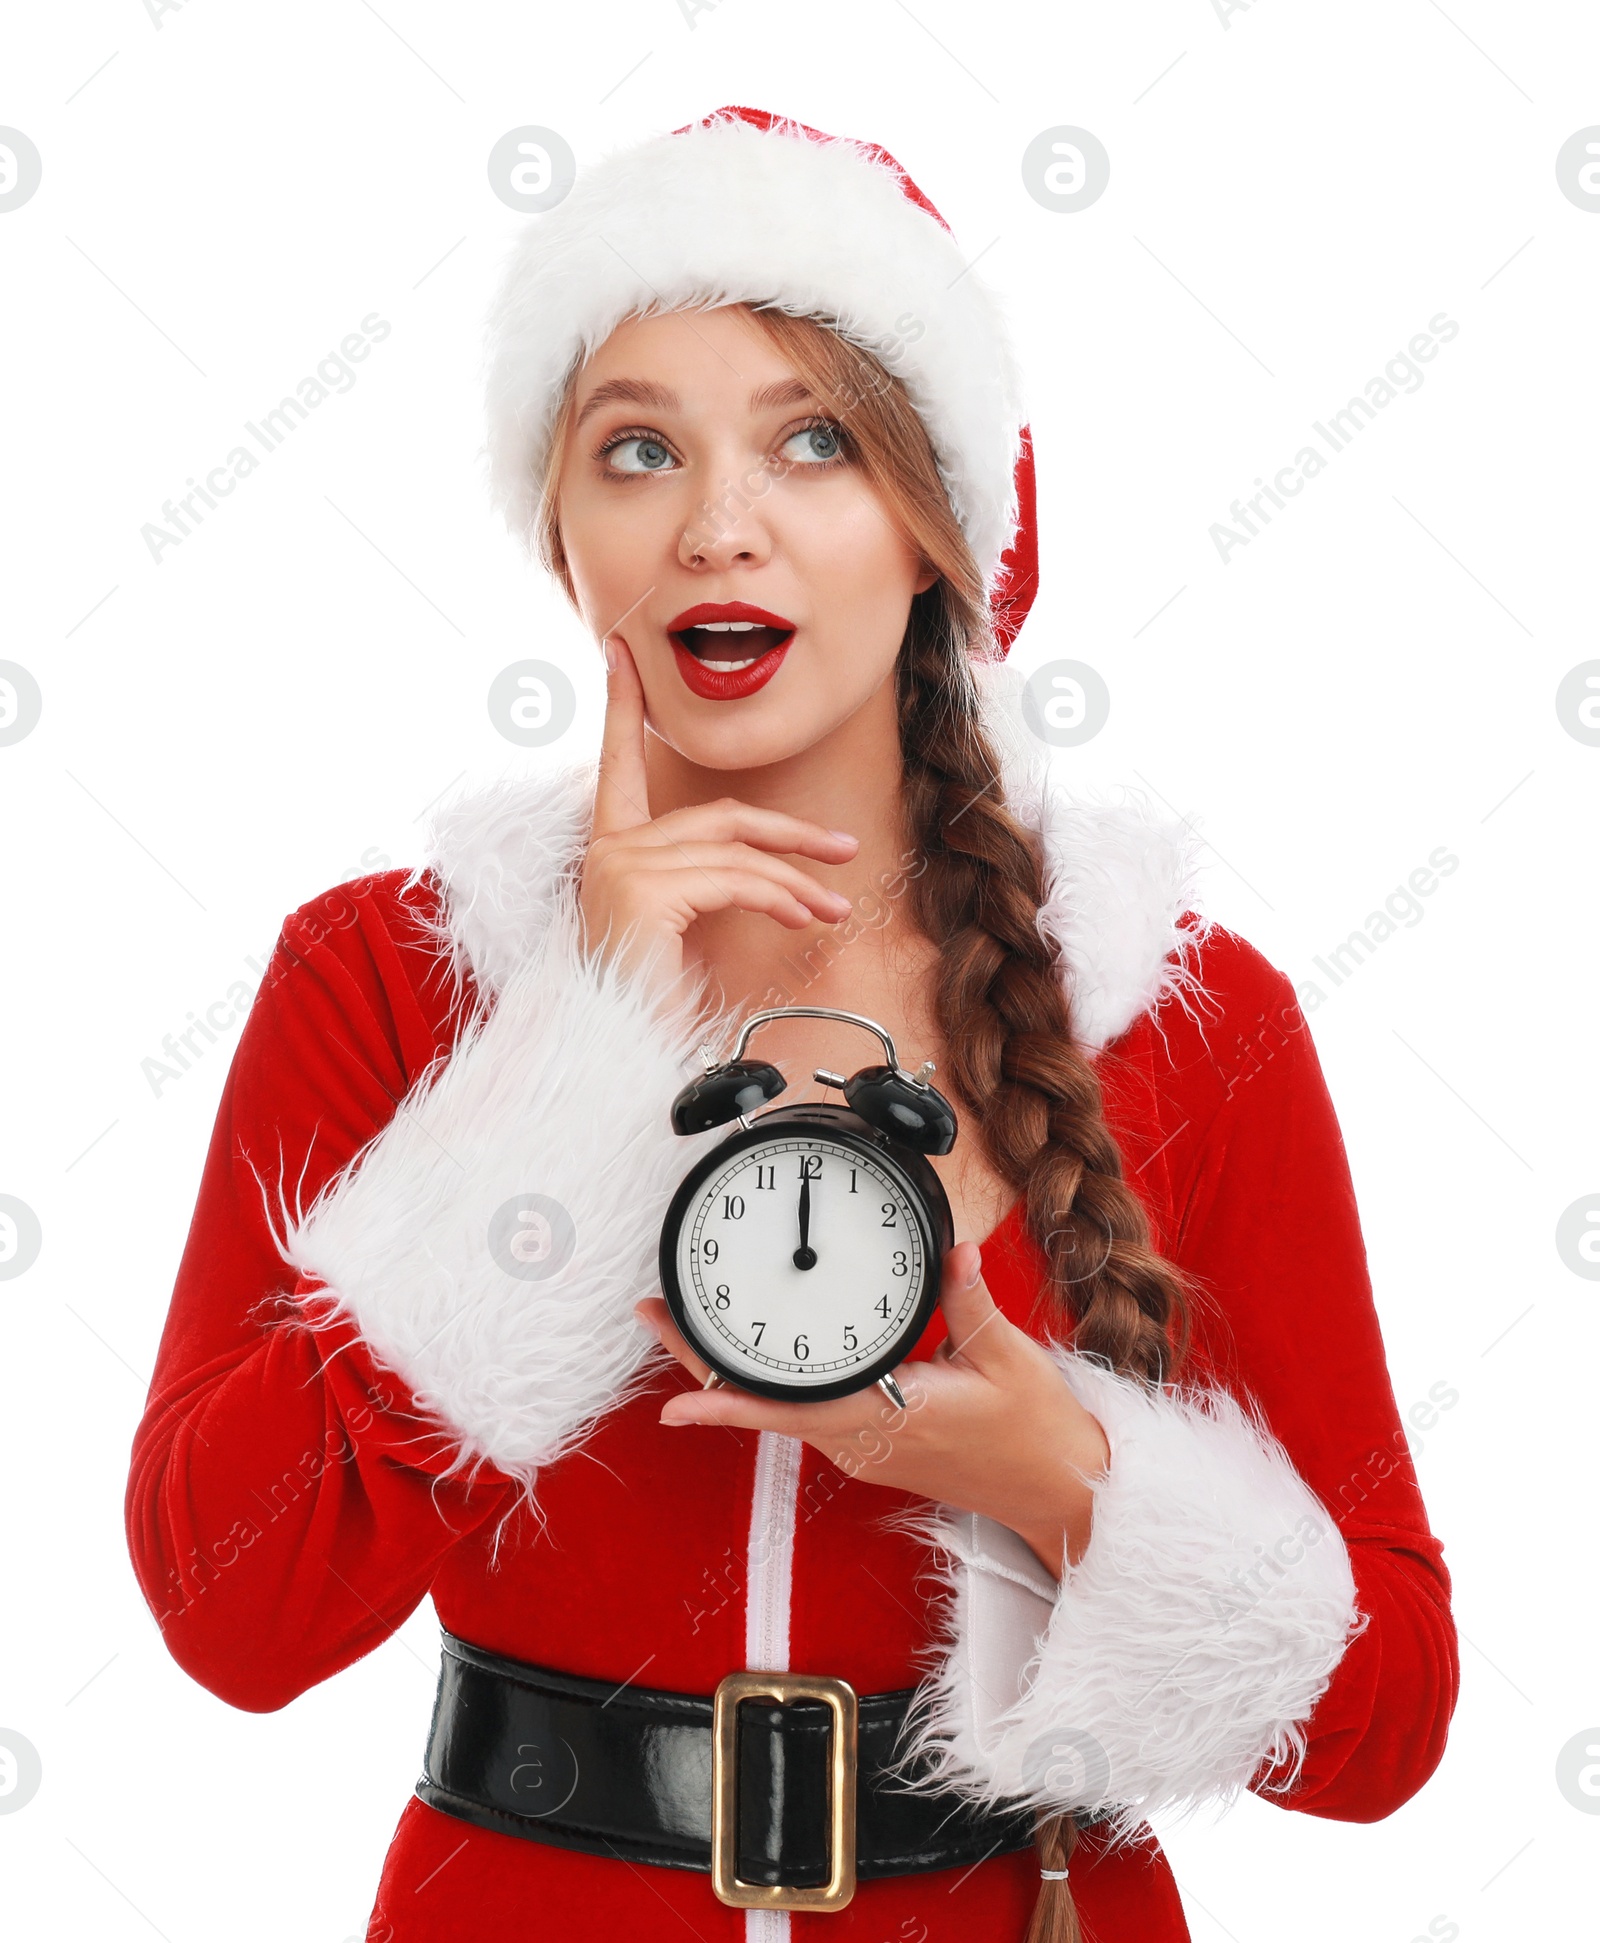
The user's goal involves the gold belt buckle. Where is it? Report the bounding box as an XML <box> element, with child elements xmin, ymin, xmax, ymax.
<box><xmin>711</xmin><ymin>1669</ymin><xmax>858</xmax><ymax>1912</ymax></box>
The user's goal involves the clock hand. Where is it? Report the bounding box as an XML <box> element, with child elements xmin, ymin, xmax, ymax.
<box><xmin>793</xmin><ymin>1171</ymin><xmax>816</xmax><ymax>1271</ymax></box>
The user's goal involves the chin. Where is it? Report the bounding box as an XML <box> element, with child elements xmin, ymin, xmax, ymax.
<box><xmin>659</xmin><ymin>715</ymin><xmax>823</xmax><ymax>772</ymax></box>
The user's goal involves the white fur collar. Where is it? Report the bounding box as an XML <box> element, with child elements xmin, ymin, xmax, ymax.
<box><xmin>411</xmin><ymin>661</ymin><xmax>1210</xmax><ymax>1054</ymax></box>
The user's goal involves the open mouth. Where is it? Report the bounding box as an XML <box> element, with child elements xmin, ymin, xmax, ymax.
<box><xmin>672</xmin><ymin>620</ymin><xmax>794</xmax><ymax>670</ymax></box>
<box><xmin>665</xmin><ymin>602</ymin><xmax>798</xmax><ymax>698</ymax></box>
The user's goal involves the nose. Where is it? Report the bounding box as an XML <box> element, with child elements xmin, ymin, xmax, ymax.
<box><xmin>678</xmin><ymin>469</ymin><xmax>775</xmax><ymax>572</ymax></box>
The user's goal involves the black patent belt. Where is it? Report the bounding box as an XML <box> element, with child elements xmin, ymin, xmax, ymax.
<box><xmin>417</xmin><ymin>1630</ymin><xmax>1041</xmax><ymax>1913</ymax></box>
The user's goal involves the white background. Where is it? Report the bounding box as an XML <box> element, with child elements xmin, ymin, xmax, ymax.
<box><xmin>2</xmin><ymin>1</ymin><xmax>1597</xmax><ymax>1938</ymax></box>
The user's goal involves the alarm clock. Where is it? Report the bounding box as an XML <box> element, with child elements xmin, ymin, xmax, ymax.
<box><xmin>658</xmin><ymin>1006</ymin><xmax>959</xmax><ymax>1406</ymax></box>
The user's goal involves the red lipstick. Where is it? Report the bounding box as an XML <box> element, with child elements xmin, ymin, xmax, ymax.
<box><xmin>667</xmin><ymin>601</ymin><xmax>796</xmax><ymax>702</ymax></box>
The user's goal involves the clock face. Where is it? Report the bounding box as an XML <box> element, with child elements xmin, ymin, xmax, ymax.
<box><xmin>664</xmin><ymin>1127</ymin><xmax>936</xmax><ymax>1399</ymax></box>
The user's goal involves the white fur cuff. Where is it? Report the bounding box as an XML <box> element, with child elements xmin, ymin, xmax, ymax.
<box><xmin>899</xmin><ymin>1354</ymin><xmax>1364</xmax><ymax>1844</ymax></box>
<box><xmin>278</xmin><ymin>891</ymin><xmax>730</xmax><ymax>1495</ymax></box>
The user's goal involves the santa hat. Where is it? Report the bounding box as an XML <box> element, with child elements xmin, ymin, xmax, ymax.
<box><xmin>481</xmin><ymin>104</ymin><xmax>1038</xmax><ymax>652</ymax></box>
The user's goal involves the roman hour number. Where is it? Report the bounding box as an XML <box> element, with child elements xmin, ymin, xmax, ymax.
<box><xmin>754</xmin><ymin>1164</ymin><xmax>775</xmax><ymax>1190</ymax></box>
<box><xmin>797</xmin><ymin>1154</ymin><xmax>821</xmax><ymax>1180</ymax></box>
<box><xmin>721</xmin><ymin>1193</ymin><xmax>745</xmax><ymax>1220</ymax></box>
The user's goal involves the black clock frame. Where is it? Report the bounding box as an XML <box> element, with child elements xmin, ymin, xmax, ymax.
<box><xmin>658</xmin><ymin>1102</ymin><xmax>954</xmax><ymax>1403</ymax></box>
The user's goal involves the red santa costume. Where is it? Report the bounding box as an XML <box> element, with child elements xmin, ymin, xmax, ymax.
<box><xmin>124</xmin><ymin>107</ymin><xmax>1458</xmax><ymax>1941</ymax></box>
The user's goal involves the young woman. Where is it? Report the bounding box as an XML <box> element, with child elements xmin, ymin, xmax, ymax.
<box><xmin>125</xmin><ymin>107</ymin><xmax>1458</xmax><ymax>1942</ymax></box>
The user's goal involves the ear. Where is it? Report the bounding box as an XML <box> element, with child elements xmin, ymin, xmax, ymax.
<box><xmin>912</xmin><ymin>560</ymin><xmax>939</xmax><ymax>597</ymax></box>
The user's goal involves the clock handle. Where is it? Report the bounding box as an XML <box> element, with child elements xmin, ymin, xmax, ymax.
<box><xmin>727</xmin><ymin>1004</ymin><xmax>902</xmax><ymax>1069</ymax></box>
<box><xmin>701</xmin><ymin>1368</ymin><xmax>725</xmax><ymax>1391</ymax></box>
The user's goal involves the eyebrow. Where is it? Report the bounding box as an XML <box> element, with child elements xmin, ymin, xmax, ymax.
<box><xmin>572</xmin><ymin>374</ymin><xmax>820</xmax><ymax>433</ymax></box>
<box><xmin>747</xmin><ymin>378</ymin><xmax>816</xmax><ymax>413</ymax></box>
<box><xmin>573</xmin><ymin>378</ymin><xmax>678</xmax><ymax>432</ymax></box>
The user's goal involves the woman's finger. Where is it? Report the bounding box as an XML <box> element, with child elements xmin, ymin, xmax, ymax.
<box><xmin>639</xmin><ymin>1301</ymin><xmax>942</xmax><ymax>1445</ymax></box>
<box><xmin>634</xmin><ymin>1296</ymin><xmax>713</xmax><ymax>1384</ymax></box>
<box><xmin>612</xmin><ymin>849</ymin><xmax>854</xmax><ymax>925</ymax></box>
<box><xmin>937</xmin><ymin>1241</ymin><xmax>1011</xmax><ymax>1368</ymax></box>
<box><xmin>640</xmin><ymin>797</ymin><xmax>860</xmax><ymax>866</ymax></box>
<box><xmin>591</xmin><ymin>634</ymin><xmax>653</xmax><ymax>841</ymax></box>
<box><xmin>637</xmin><ymin>866</ymin><xmax>839</xmax><ymax>932</ymax></box>
<box><xmin>658</xmin><ymin>1386</ymin><xmax>816</xmax><ymax>1436</ymax></box>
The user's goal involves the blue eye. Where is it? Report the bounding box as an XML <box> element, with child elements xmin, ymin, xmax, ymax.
<box><xmin>780</xmin><ymin>424</ymin><xmax>844</xmax><ymax>465</ymax></box>
<box><xmin>606</xmin><ymin>436</ymin><xmax>676</xmax><ymax>474</ymax></box>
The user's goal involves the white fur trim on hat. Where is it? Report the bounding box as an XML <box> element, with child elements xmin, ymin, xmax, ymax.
<box><xmin>482</xmin><ymin>113</ymin><xmax>1026</xmax><ymax>583</ymax></box>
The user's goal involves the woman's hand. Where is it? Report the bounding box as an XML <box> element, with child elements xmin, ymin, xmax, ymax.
<box><xmin>578</xmin><ymin>635</ymin><xmax>861</xmax><ymax>1005</ymax></box>
<box><xmin>635</xmin><ymin>1240</ymin><xmax>1112</xmax><ymax>1577</ymax></box>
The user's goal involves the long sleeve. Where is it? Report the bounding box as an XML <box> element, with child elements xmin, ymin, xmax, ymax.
<box><xmin>1163</xmin><ymin>954</ymin><xmax>1458</xmax><ymax>1819</ymax></box>
<box><xmin>124</xmin><ymin>877</ymin><xmax>518</xmax><ymax>1713</ymax></box>
<box><xmin>125</xmin><ymin>868</ymin><xmax>740</xmax><ymax>1714</ymax></box>
<box><xmin>898</xmin><ymin>930</ymin><xmax>1458</xmax><ymax>1841</ymax></box>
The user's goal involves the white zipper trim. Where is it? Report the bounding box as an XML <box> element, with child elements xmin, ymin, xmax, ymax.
<box><xmin>746</xmin><ymin>1430</ymin><xmax>802</xmax><ymax>1669</ymax></box>
<box><xmin>743</xmin><ymin>1431</ymin><xmax>803</xmax><ymax>1943</ymax></box>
